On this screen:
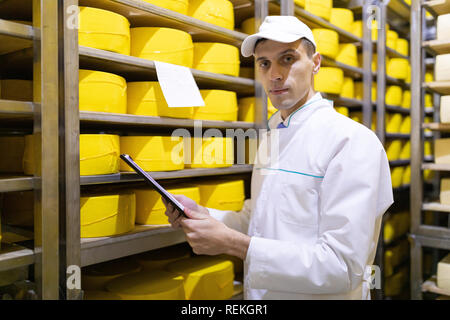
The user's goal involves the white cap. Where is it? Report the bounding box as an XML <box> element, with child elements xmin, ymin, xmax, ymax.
<box><xmin>241</xmin><ymin>16</ymin><xmax>316</xmax><ymax>57</ymax></box>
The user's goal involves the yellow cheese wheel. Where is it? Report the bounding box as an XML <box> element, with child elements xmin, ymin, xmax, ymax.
<box><xmin>384</xmin><ymin>211</ymin><xmax>410</xmax><ymax>243</ymax></box>
<box><xmin>185</xmin><ymin>137</ymin><xmax>234</xmax><ymax>168</ymax></box>
<box><xmin>336</xmin><ymin>43</ymin><xmax>358</xmax><ymax>67</ymax></box>
<box><xmin>352</xmin><ymin>20</ymin><xmax>362</xmax><ymax>39</ymax></box>
<box><xmin>238</xmin><ymin>97</ymin><xmax>276</xmax><ymax>122</ymax></box>
<box><xmin>0</xmin><ymin>191</ymin><xmax>34</xmax><ymax>227</ymax></box>
<box><xmin>127</xmin><ymin>81</ymin><xmax>193</xmax><ymax>118</ymax></box>
<box><xmin>305</xmin><ymin>0</ymin><xmax>332</xmax><ymax>21</ymax></box>
<box><xmin>384</xmin><ymin>239</ymin><xmax>409</xmax><ymax>277</ymax></box>
<box><xmin>424</xmin><ymin>141</ymin><xmax>433</xmax><ymax>157</ymax></box>
<box><xmin>78</xmin><ymin>7</ymin><xmax>130</xmax><ymax>55</ymax></box>
<box><xmin>79</xmin><ymin>70</ymin><xmax>127</xmax><ymax>114</ymax></box>
<box><xmin>341</xmin><ymin>77</ymin><xmax>354</xmax><ymax>99</ymax></box>
<box><xmin>193</xmin><ymin>42</ymin><xmax>240</xmax><ymax>76</ymax></box>
<box><xmin>330</xmin><ymin>8</ymin><xmax>354</xmax><ymax>33</ymax></box>
<box><xmin>391</xmin><ymin>167</ymin><xmax>405</xmax><ymax>188</ymax></box>
<box><xmin>131</xmin><ymin>27</ymin><xmax>193</xmax><ymax>67</ymax></box>
<box><xmin>385</xmin><ymin>140</ymin><xmax>403</xmax><ymax>161</ymax></box>
<box><xmin>385</xmin><ymin>85</ymin><xmax>403</xmax><ymax>106</ymax></box>
<box><xmin>192</xmin><ymin>90</ymin><xmax>238</xmax><ymax>121</ymax></box>
<box><xmin>82</xmin><ymin>258</ymin><xmax>141</xmax><ymax>290</ymax></box>
<box><xmin>120</xmin><ymin>136</ymin><xmax>184</xmax><ymax>172</ymax></box>
<box><xmin>371</xmin><ymin>21</ymin><xmax>389</xmax><ymax>41</ymax></box>
<box><xmin>402</xmin><ymin>90</ymin><xmax>411</xmax><ymax>109</ymax></box>
<box><xmin>142</xmin><ymin>0</ymin><xmax>189</xmax><ymax>15</ymax></box>
<box><xmin>314</xmin><ymin>67</ymin><xmax>344</xmax><ymax>94</ymax></box>
<box><xmin>387</xmin><ymin>30</ymin><xmax>398</xmax><ymax>50</ymax></box>
<box><xmin>400</xmin><ymin>116</ymin><xmax>411</xmax><ymax>134</ymax></box>
<box><xmin>425</xmin><ymin>93</ymin><xmax>433</xmax><ymax>108</ymax></box>
<box><xmin>241</xmin><ymin>17</ymin><xmax>255</xmax><ymax>35</ymax></box>
<box><xmin>0</xmin><ymin>136</ymin><xmax>25</xmax><ymax>173</ymax></box>
<box><xmin>134</xmin><ymin>185</ymin><xmax>200</xmax><ymax>225</ymax></box>
<box><xmin>188</xmin><ymin>0</ymin><xmax>234</xmax><ymax>30</ymax></box>
<box><xmin>80</xmin><ymin>192</ymin><xmax>136</xmax><ymax>238</ymax></box>
<box><xmin>405</xmin><ymin>63</ymin><xmax>411</xmax><ymax>83</ymax></box>
<box><xmin>425</xmin><ymin>71</ymin><xmax>434</xmax><ymax>83</ymax></box>
<box><xmin>294</xmin><ymin>0</ymin><xmax>305</xmax><ymax>7</ymax></box>
<box><xmin>387</xmin><ymin>58</ymin><xmax>409</xmax><ymax>80</ymax></box>
<box><xmin>402</xmin><ymin>166</ymin><xmax>411</xmax><ymax>186</ymax></box>
<box><xmin>396</xmin><ymin>38</ymin><xmax>409</xmax><ymax>56</ymax></box>
<box><xmin>80</xmin><ymin>134</ymin><xmax>120</xmax><ymax>176</ymax></box>
<box><xmin>334</xmin><ymin>106</ymin><xmax>349</xmax><ymax>117</ymax></box>
<box><xmin>134</xmin><ymin>243</ymin><xmax>192</xmax><ymax>270</ymax></box>
<box><xmin>197</xmin><ymin>179</ymin><xmax>245</xmax><ymax>211</ymax></box>
<box><xmin>165</xmin><ymin>255</ymin><xmax>234</xmax><ymax>300</ymax></box>
<box><xmin>399</xmin><ymin>141</ymin><xmax>410</xmax><ymax>160</ymax></box>
<box><xmin>312</xmin><ymin>28</ymin><xmax>339</xmax><ymax>59</ymax></box>
<box><xmin>386</xmin><ymin>113</ymin><xmax>403</xmax><ymax>133</ymax></box>
<box><xmin>106</xmin><ymin>270</ymin><xmax>185</xmax><ymax>300</ymax></box>
<box><xmin>424</xmin><ymin>169</ymin><xmax>434</xmax><ymax>181</ymax></box>
<box><xmin>0</xmin><ymin>79</ymin><xmax>33</xmax><ymax>101</ymax></box>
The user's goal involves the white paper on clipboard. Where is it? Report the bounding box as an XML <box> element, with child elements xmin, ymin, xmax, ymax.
<box><xmin>154</xmin><ymin>61</ymin><xmax>205</xmax><ymax>108</ymax></box>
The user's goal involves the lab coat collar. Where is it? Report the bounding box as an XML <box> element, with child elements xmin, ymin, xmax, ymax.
<box><xmin>267</xmin><ymin>92</ymin><xmax>333</xmax><ymax>130</ymax></box>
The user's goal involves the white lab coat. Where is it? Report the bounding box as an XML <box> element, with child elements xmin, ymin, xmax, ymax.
<box><xmin>207</xmin><ymin>93</ymin><xmax>394</xmax><ymax>300</ymax></box>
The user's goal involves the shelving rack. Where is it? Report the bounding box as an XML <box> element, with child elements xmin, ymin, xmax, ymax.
<box><xmin>0</xmin><ymin>0</ymin><xmax>60</xmax><ymax>299</ymax></box>
<box><xmin>410</xmin><ymin>0</ymin><xmax>450</xmax><ymax>300</ymax></box>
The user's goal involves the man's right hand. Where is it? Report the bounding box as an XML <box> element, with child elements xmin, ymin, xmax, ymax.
<box><xmin>162</xmin><ymin>194</ymin><xmax>209</xmax><ymax>229</ymax></box>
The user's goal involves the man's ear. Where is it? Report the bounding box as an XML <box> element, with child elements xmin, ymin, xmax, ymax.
<box><xmin>312</xmin><ymin>52</ymin><xmax>321</xmax><ymax>75</ymax></box>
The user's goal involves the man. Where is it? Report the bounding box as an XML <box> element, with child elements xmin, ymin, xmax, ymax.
<box><xmin>163</xmin><ymin>16</ymin><xmax>393</xmax><ymax>299</ymax></box>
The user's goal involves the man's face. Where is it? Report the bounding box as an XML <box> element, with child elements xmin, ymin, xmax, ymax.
<box><xmin>254</xmin><ymin>39</ymin><xmax>320</xmax><ymax>111</ymax></box>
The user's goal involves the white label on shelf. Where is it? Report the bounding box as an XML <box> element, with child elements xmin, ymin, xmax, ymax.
<box><xmin>155</xmin><ymin>61</ymin><xmax>205</xmax><ymax>108</ymax></box>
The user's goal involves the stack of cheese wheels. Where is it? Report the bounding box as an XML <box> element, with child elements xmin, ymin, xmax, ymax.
<box><xmin>314</xmin><ymin>67</ymin><xmax>344</xmax><ymax>94</ymax></box>
<box><xmin>240</xmin><ymin>17</ymin><xmax>255</xmax><ymax>34</ymax></box>
<box><xmin>387</xmin><ymin>58</ymin><xmax>409</xmax><ymax>80</ymax></box>
<box><xmin>188</xmin><ymin>0</ymin><xmax>234</xmax><ymax>30</ymax></box>
<box><xmin>399</xmin><ymin>141</ymin><xmax>410</xmax><ymax>160</ymax></box>
<box><xmin>402</xmin><ymin>166</ymin><xmax>411</xmax><ymax>186</ymax></box>
<box><xmin>23</xmin><ymin>134</ymin><xmax>120</xmax><ymax>176</ymax></box>
<box><xmin>165</xmin><ymin>255</ymin><xmax>234</xmax><ymax>300</ymax></box>
<box><xmin>386</xmin><ymin>30</ymin><xmax>398</xmax><ymax>50</ymax></box>
<box><xmin>311</xmin><ymin>28</ymin><xmax>339</xmax><ymax>59</ymax></box>
<box><xmin>0</xmin><ymin>136</ymin><xmax>25</xmax><ymax>173</ymax></box>
<box><xmin>134</xmin><ymin>185</ymin><xmax>200</xmax><ymax>225</ymax></box>
<box><xmin>134</xmin><ymin>243</ymin><xmax>192</xmax><ymax>270</ymax></box>
<box><xmin>120</xmin><ymin>136</ymin><xmax>184</xmax><ymax>171</ymax></box>
<box><xmin>386</xmin><ymin>113</ymin><xmax>403</xmax><ymax>133</ymax></box>
<box><xmin>396</xmin><ymin>38</ymin><xmax>409</xmax><ymax>56</ymax></box>
<box><xmin>127</xmin><ymin>81</ymin><xmax>194</xmax><ymax>118</ymax></box>
<box><xmin>385</xmin><ymin>140</ymin><xmax>403</xmax><ymax>161</ymax></box>
<box><xmin>193</xmin><ymin>42</ymin><xmax>240</xmax><ymax>76</ymax></box>
<box><xmin>384</xmin><ymin>239</ymin><xmax>409</xmax><ymax>277</ymax></box>
<box><xmin>82</xmin><ymin>258</ymin><xmax>141</xmax><ymax>291</ymax></box>
<box><xmin>131</xmin><ymin>27</ymin><xmax>193</xmax><ymax>67</ymax></box>
<box><xmin>185</xmin><ymin>137</ymin><xmax>234</xmax><ymax>168</ymax></box>
<box><xmin>80</xmin><ymin>192</ymin><xmax>136</xmax><ymax>238</ymax></box>
<box><xmin>196</xmin><ymin>179</ymin><xmax>245</xmax><ymax>211</ymax></box>
<box><xmin>304</xmin><ymin>0</ymin><xmax>332</xmax><ymax>21</ymax></box>
<box><xmin>341</xmin><ymin>77</ymin><xmax>354</xmax><ymax>99</ymax></box>
<box><xmin>238</xmin><ymin>97</ymin><xmax>276</xmax><ymax>122</ymax></box>
<box><xmin>435</xmin><ymin>53</ymin><xmax>450</xmax><ymax>82</ymax></box>
<box><xmin>336</xmin><ymin>44</ymin><xmax>358</xmax><ymax>67</ymax></box>
<box><xmin>330</xmin><ymin>8</ymin><xmax>354</xmax><ymax>33</ymax></box>
<box><xmin>384</xmin><ymin>211</ymin><xmax>410</xmax><ymax>244</ymax></box>
<box><xmin>385</xmin><ymin>85</ymin><xmax>403</xmax><ymax>106</ymax></box>
<box><xmin>391</xmin><ymin>167</ymin><xmax>405</xmax><ymax>188</ymax></box>
<box><xmin>79</xmin><ymin>70</ymin><xmax>127</xmax><ymax>114</ymax></box>
<box><xmin>142</xmin><ymin>0</ymin><xmax>189</xmax><ymax>15</ymax></box>
<box><xmin>191</xmin><ymin>90</ymin><xmax>238</xmax><ymax>121</ymax></box>
<box><xmin>78</xmin><ymin>7</ymin><xmax>130</xmax><ymax>55</ymax></box>
<box><xmin>440</xmin><ymin>96</ymin><xmax>450</xmax><ymax>123</ymax></box>
<box><xmin>106</xmin><ymin>270</ymin><xmax>185</xmax><ymax>300</ymax></box>
<box><xmin>0</xmin><ymin>191</ymin><xmax>34</xmax><ymax>227</ymax></box>
<box><xmin>0</xmin><ymin>79</ymin><xmax>33</xmax><ymax>101</ymax></box>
